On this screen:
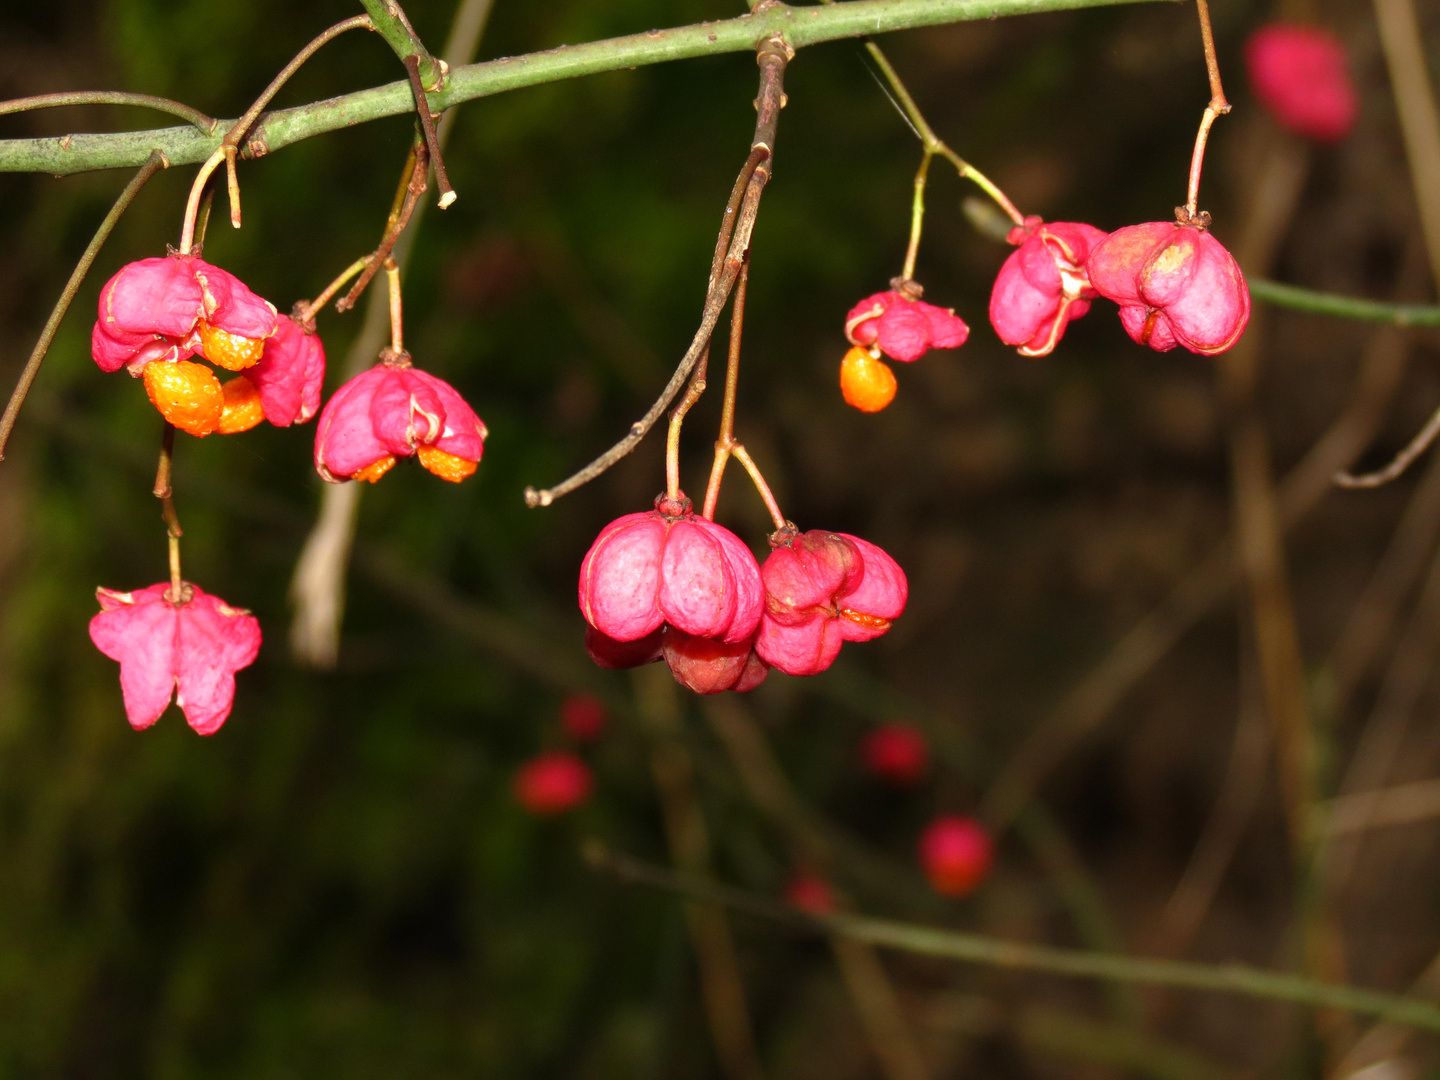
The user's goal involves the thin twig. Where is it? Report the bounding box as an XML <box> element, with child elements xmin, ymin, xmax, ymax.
<box><xmin>0</xmin><ymin>91</ymin><xmax>215</xmax><ymax>132</ymax></box>
<box><xmin>0</xmin><ymin>149</ymin><xmax>168</xmax><ymax>461</ymax></box>
<box><xmin>335</xmin><ymin>132</ymin><xmax>429</xmax><ymax>313</ymax></box>
<box><xmin>1180</xmin><ymin>0</ymin><xmax>1230</xmax><ymax>222</ymax></box>
<box><xmin>402</xmin><ymin>55</ymin><xmax>456</xmax><ymax>208</ymax></box>
<box><xmin>359</xmin><ymin>0</ymin><xmax>445</xmax><ymax>92</ymax></box>
<box><xmin>153</xmin><ymin>424</ymin><xmax>185</xmax><ymax>601</ymax></box>
<box><xmin>1249</xmin><ymin>278</ymin><xmax>1440</xmax><ymax>327</ymax></box>
<box><xmin>1336</xmin><ymin>402</ymin><xmax>1440</xmax><ymax>488</ymax></box>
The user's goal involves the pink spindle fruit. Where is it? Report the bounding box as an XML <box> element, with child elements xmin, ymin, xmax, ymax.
<box><xmin>584</xmin><ymin>625</ymin><xmax>664</xmax><ymax>670</ymax></box>
<box><xmin>1245</xmin><ymin>23</ymin><xmax>1357</xmax><ymax>143</ymax></box>
<box><xmin>1087</xmin><ymin>222</ymin><xmax>1250</xmax><ymax>355</ymax></box>
<box><xmin>844</xmin><ymin>289</ymin><xmax>969</xmax><ymax>363</ymax></box>
<box><xmin>514</xmin><ymin>752</ymin><xmax>592</xmax><ymax>815</ymax></box>
<box><xmin>246</xmin><ymin>314</ymin><xmax>326</xmax><ymax>427</ymax></box>
<box><xmin>861</xmin><ymin>722</ymin><xmax>930</xmax><ymax>786</ymax></box>
<box><xmin>919</xmin><ymin>815</ymin><xmax>993</xmax><ymax>898</ymax></box>
<box><xmin>755</xmin><ymin>529</ymin><xmax>907</xmax><ymax>676</ymax></box>
<box><xmin>578</xmin><ymin>494</ymin><xmax>764</xmax><ymax>646</ymax></box>
<box><xmin>989</xmin><ymin>218</ymin><xmax>1107</xmax><ymax>356</ymax></box>
<box><xmin>560</xmin><ymin>692</ymin><xmax>608</xmax><ymax>742</ymax></box>
<box><xmin>661</xmin><ymin>627</ymin><xmax>769</xmax><ymax>694</ymax></box>
<box><xmin>313</xmin><ymin>352</ymin><xmax>487</xmax><ymax>484</ymax></box>
<box><xmin>88</xmin><ymin>582</ymin><xmax>262</xmax><ymax>735</ymax></box>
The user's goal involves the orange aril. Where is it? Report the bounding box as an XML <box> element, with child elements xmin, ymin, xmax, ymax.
<box><xmin>198</xmin><ymin>320</ymin><xmax>265</xmax><ymax>371</ymax></box>
<box><xmin>143</xmin><ymin>359</ymin><xmax>224</xmax><ymax>437</ymax></box>
<box><xmin>351</xmin><ymin>456</ymin><xmax>396</xmax><ymax>484</ymax></box>
<box><xmin>839</xmin><ymin>347</ymin><xmax>897</xmax><ymax>413</ymax></box>
<box><xmin>218</xmin><ymin>376</ymin><xmax>264</xmax><ymax>434</ymax></box>
<box><xmin>417</xmin><ymin>446</ymin><xmax>478</xmax><ymax>483</ymax></box>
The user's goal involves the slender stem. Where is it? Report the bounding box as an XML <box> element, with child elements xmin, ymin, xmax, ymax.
<box><xmin>0</xmin><ymin>0</ymin><xmax>1170</xmax><ymax>177</ymax></box>
<box><xmin>402</xmin><ymin>55</ymin><xmax>456</xmax><ymax>208</ymax></box>
<box><xmin>524</xmin><ymin>40</ymin><xmax>787</xmax><ymax>509</ymax></box>
<box><xmin>702</xmin><ymin>257</ymin><xmax>751</xmax><ymax>519</ymax></box>
<box><xmin>0</xmin><ymin>91</ymin><xmax>215</xmax><ymax>132</ymax></box>
<box><xmin>589</xmin><ymin>848</ymin><xmax>1440</xmax><ymax>1034</ymax></box>
<box><xmin>296</xmin><ymin>256</ymin><xmax>372</xmax><ymax>324</ymax></box>
<box><xmin>359</xmin><ymin>0</ymin><xmax>445</xmax><ymax>91</ymax></box>
<box><xmin>385</xmin><ymin>258</ymin><xmax>404</xmax><ymax>353</ymax></box>
<box><xmin>177</xmin><ymin>14</ymin><xmax>374</xmax><ymax>251</ymax></box>
<box><xmin>731</xmin><ymin>444</ymin><xmax>787</xmax><ymax>530</ymax></box>
<box><xmin>1335</xmin><ymin>403</ymin><xmax>1440</xmax><ymax>489</ymax></box>
<box><xmin>1182</xmin><ymin>0</ymin><xmax>1231</xmax><ymax>221</ymax></box>
<box><xmin>153</xmin><ymin>424</ymin><xmax>185</xmax><ymax>601</ymax></box>
<box><xmin>900</xmin><ymin>152</ymin><xmax>932</xmax><ymax>282</ymax></box>
<box><xmin>1249</xmin><ymin>278</ymin><xmax>1440</xmax><ymax>326</ymax></box>
<box><xmin>0</xmin><ymin>150</ymin><xmax>167</xmax><ymax>462</ymax></box>
<box><xmin>336</xmin><ymin>133</ymin><xmax>429</xmax><ymax>313</ymax></box>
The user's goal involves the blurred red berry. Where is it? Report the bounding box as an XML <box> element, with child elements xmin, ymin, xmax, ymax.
<box><xmin>784</xmin><ymin>871</ymin><xmax>836</xmax><ymax>915</ymax></box>
<box><xmin>989</xmin><ymin>217</ymin><xmax>1107</xmax><ymax>356</ymax></box>
<box><xmin>514</xmin><ymin>752</ymin><xmax>592</xmax><ymax>816</ymax></box>
<box><xmin>1245</xmin><ymin>23</ymin><xmax>1357</xmax><ymax>143</ymax></box>
<box><xmin>1087</xmin><ymin>222</ymin><xmax>1250</xmax><ymax>356</ymax></box>
<box><xmin>560</xmin><ymin>692</ymin><xmax>608</xmax><ymax>741</ymax></box>
<box><xmin>755</xmin><ymin>529</ymin><xmax>907</xmax><ymax>677</ymax></box>
<box><xmin>844</xmin><ymin>289</ymin><xmax>969</xmax><ymax>363</ymax></box>
<box><xmin>919</xmin><ymin>815</ymin><xmax>992</xmax><ymax>898</ymax></box>
<box><xmin>861</xmin><ymin>723</ymin><xmax>929</xmax><ymax>786</ymax></box>
<box><xmin>579</xmin><ymin>493</ymin><xmax>763</xmax><ymax>647</ymax></box>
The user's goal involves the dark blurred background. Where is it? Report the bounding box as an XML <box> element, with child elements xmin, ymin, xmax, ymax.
<box><xmin>2</xmin><ymin>0</ymin><xmax>1439</xmax><ymax>1075</ymax></box>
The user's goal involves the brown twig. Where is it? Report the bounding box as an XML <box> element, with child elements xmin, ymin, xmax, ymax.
<box><xmin>0</xmin><ymin>149</ymin><xmax>168</xmax><ymax>462</ymax></box>
<box><xmin>0</xmin><ymin>91</ymin><xmax>215</xmax><ymax>132</ymax></box>
<box><xmin>402</xmin><ymin>55</ymin><xmax>456</xmax><ymax>208</ymax></box>
<box><xmin>153</xmin><ymin>423</ymin><xmax>186</xmax><ymax>602</ymax></box>
<box><xmin>1180</xmin><ymin>0</ymin><xmax>1231</xmax><ymax>224</ymax></box>
<box><xmin>336</xmin><ymin>133</ymin><xmax>429</xmax><ymax>313</ymax></box>
<box><xmin>524</xmin><ymin>37</ymin><xmax>790</xmax><ymax>508</ymax></box>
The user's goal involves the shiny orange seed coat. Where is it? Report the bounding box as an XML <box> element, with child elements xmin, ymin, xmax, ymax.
<box><xmin>839</xmin><ymin>346</ymin><xmax>897</xmax><ymax>413</ymax></box>
<box><xmin>143</xmin><ymin>360</ymin><xmax>224</xmax><ymax>437</ymax></box>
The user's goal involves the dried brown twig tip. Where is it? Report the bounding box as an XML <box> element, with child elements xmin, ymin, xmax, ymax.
<box><xmin>1336</xmin><ymin>402</ymin><xmax>1440</xmax><ymax>489</ymax></box>
<box><xmin>402</xmin><ymin>54</ymin><xmax>455</xmax><ymax>209</ymax></box>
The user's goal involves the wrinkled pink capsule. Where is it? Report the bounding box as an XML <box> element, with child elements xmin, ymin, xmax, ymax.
<box><xmin>844</xmin><ymin>289</ymin><xmax>969</xmax><ymax>363</ymax></box>
<box><xmin>754</xmin><ymin>529</ymin><xmax>908</xmax><ymax>677</ymax></box>
<box><xmin>247</xmin><ymin>315</ymin><xmax>326</xmax><ymax>427</ymax></box>
<box><xmin>662</xmin><ymin>627</ymin><xmax>769</xmax><ymax>694</ymax></box>
<box><xmin>88</xmin><ymin>582</ymin><xmax>262</xmax><ymax>735</ymax></box>
<box><xmin>989</xmin><ymin>218</ymin><xmax>1107</xmax><ymax>356</ymax></box>
<box><xmin>1087</xmin><ymin>222</ymin><xmax>1250</xmax><ymax>355</ymax></box>
<box><xmin>920</xmin><ymin>815</ymin><xmax>993</xmax><ymax>898</ymax></box>
<box><xmin>584</xmin><ymin>625</ymin><xmax>664</xmax><ymax>670</ymax></box>
<box><xmin>513</xmin><ymin>752</ymin><xmax>592</xmax><ymax>816</ymax></box>
<box><xmin>91</xmin><ymin>254</ymin><xmax>278</xmax><ymax>375</ymax></box>
<box><xmin>312</xmin><ymin>353</ymin><xmax>488</xmax><ymax>484</ymax></box>
<box><xmin>1245</xmin><ymin>23</ymin><xmax>1357</xmax><ymax>144</ymax></box>
<box><xmin>578</xmin><ymin>494</ymin><xmax>764</xmax><ymax>646</ymax></box>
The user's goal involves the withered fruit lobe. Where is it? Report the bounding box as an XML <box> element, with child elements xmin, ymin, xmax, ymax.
<box><xmin>198</xmin><ymin>320</ymin><xmax>266</xmax><ymax>372</ymax></box>
<box><xmin>417</xmin><ymin>446</ymin><xmax>478</xmax><ymax>483</ymax></box>
<box><xmin>143</xmin><ymin>359</ymin><xmax>223</xmax><ymax>437</ymax></box>
<box><xmin>351</xmin><ymin>456</ymin><xmax>396</xmax><ymax>484</ymax></box>
<box><xmin>839</xmin><ymin>346</ymin><xmax>897</xmax><ymax>413</ymax></box>
<box><xmin>218</xmin><ymin>376</ymin><xmax>264</xmax><ymax>435</ymax></box>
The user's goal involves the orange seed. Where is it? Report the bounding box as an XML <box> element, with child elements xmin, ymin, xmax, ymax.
<box><xmin>351</xmin><ymin>456</ymin><xmax>396</xmax><ymax>484</ymax></box>
<box><xmin>417</xmin><ymin>446</ymin><xmax>478</xmax><ymax>483</ymax></box>
<box><xmin>143</xmin><ymin>359</ymin><xmax>224</xmax><ymax>437</ymax></box>
<box><xmin>218</xmin><ymin>376</ymin><xmax>265</xmax><ymax>434</ymax></box>
<box><xmin>198</xmin><ymin>320</ymin><xmax>265</xmax><ymax>371</ymax></box>
<box><xmin>839</xmin><ymin>347</ymin><xmax>897</xmax><ymax>413</ymax></box>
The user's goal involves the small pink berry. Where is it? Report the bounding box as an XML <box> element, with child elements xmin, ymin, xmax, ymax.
<box><xmin>514</xmin><ymin>752</ymin><xmax>592</xmax><ymax>816</ymax></box>
<box><xmin>1245</xmin><ymin>23</ymin><xmax>1357</xmax><ymax>143</ymax></box>
<box><xmin>754</xmin><ymin>529</ymin><xmax>907</xmax><ymax>677</ymax></box>
<box><xmin>578</xmin><ymin>494</ymin><xmax>764</xmax><ymax>647</ymax></box>
<box><xmin>784</xmin><ymin>871</ymin><xmax>836</xmax><ymax>915</ymax></box>
<box><xmin>989</xmin><ymin>217</ymin><xmax>1107</xmax><ymax>356</ymax></box>
<box><xmin>560</xmin><ymin>692</ymin><xmax>607</xmax><ymax>741</ymax></box>
<box><xmin>844</xmin><ymin>289</ymin><xmax>969</xmax><ymax>364</ymax></box>
<box><xmin>88</xmin><ymin>582</ymin><xmax>262</xmax><ymax>735</ymax></box>
<box><xmin>919</xmin><ymin>815</ymin><xmax>993</xmax><ymax>898</ymax></box>
<box><xmin>1087</xmin><ymin>222</ymin><xmax>1250</xmax><ymax>356</ymax></box>
<box><xmin>313</xmin><ymin>354</ymin><xmax>487</xmax><ymax>484</ymax></box>
<box><xmin>661</xmin><ymin>627</ymin><xmax>769</xmax><ymax>694</ymax></box>
<box><xmin>861</xmin><ymin>723</ymin><xmax>929</xmax><ymax>786</ymax></box>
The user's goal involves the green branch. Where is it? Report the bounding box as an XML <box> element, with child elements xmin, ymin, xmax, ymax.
<box><xmin>0</xmin><ymin>0</ymin><xmax>1166</xmax><ymax>176</ymax></box>
<box><xmin>1250</xmin><ymin>277</ymin><xmax>1440</xmax><ymax>327</ymax></box>
<box><xmin>591</xmin><ymin>847</ymin><xmax>1440</xmax><ymax>1034</ymax></box>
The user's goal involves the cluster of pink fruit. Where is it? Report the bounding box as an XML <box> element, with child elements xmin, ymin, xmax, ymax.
<box><xmin>838</xmin><ymin>20</ymin><xmax>1357</xmax><ymax>414</ymax></box>
<box><xmin>87</xmin><ymin>251</ymin><xmax>486</xmax><ymax>733</ymax></box>
<box><xmin>786</xmin><ymin>722</ymin><xmax>993</xmax><ymax>910</ymax></box>
<box><xmin>577</xmin><ymin>496</ymin><xmax>908</xmax><ymax>694</ymax></box>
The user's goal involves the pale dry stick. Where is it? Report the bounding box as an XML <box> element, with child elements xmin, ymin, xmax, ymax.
<box><xmin>1324</xmin><ymin>779</ymin><xmax>1440</xmax><ymax>837</ymax></box>
<box><xmin>176</xmin><ymin>14</ymin><xmax>374</xmax><ymax>252</ymax></box>
<box><xmin>702</xmin><ymin>698</ymin><xmax>934</xmax><ymax>1080</ymax></box>
<box><xmin>633</xmin><ymin>665</ymin><xmax>766</xmax><ymax>1080</ymax></box>
<box><xmin>523</xmin><ymin>38</ymin><xmax>789</xmax><ymax>508</ymax></box>
<box><xmin>1335</xmin><ymin>405</ymin><xmax>1440</xmax><ymax>489</ymax></box>
<box><xmin>981</xmin><ymin>309</ymin><xmax>1412</xmax><ymax>834</ymax></box>
<box><xmin>289</xmin><ymin>0</ymin><xmax>498</xmax><ymax>668</ymax></box>
<box><xmin>0</xmin><ymin>91</ymin><xmax>215</xmax><ymax>132</ymax></box>
<box><xmin>0</xmin><ymin>149</ymin><xmax>168</xmax><ymax>461</ymax></box>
